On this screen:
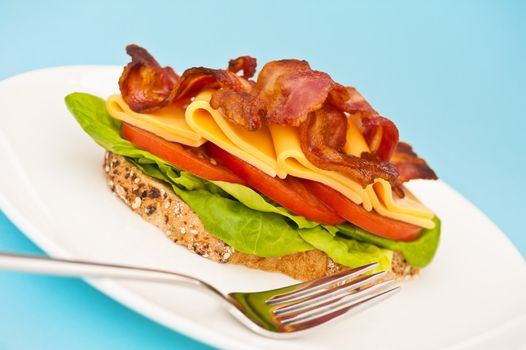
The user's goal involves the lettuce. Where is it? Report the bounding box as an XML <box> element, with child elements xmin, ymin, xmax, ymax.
<box><xmin>299</xmin><ymin>230</ymin><xmax>393</xmax><ymax>272</ymax></box>
<box><xmin>66</xmin><ymin>92</ymin><xmax>440</xmax><ymax>272</ymax></box>
<box><xmin>337</xmin><ymin>217</ymin><xmax>441</xmax><ymax>268</ymax></box>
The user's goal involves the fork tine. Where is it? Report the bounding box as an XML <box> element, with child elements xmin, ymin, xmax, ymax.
<box><xmin>281</xmin><ymin>286</ymin><xmax>400</xmax><ymax>331</ymax></box>
<box><xmin>266</xmin><ymin>262</ymin><xmax>378</xmax><ymax>305</ymax></box>
<box><xmin>278</xmin><ymin>279</ymin><xmax>396</xmax><ymax>325</ymax></box>
<box><xmin>272</xmin><ymin>271</ymin><xmax>387</xmax><ymax>316</ymax></box>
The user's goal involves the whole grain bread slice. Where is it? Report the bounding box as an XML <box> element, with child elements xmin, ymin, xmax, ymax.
<box><xmin>103</xmin><ymin>151</ymin><xmax>418</xmax><ymax>281</ymax></box>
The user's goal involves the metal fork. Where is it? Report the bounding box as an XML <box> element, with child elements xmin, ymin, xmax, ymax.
<box><xmin>0</xmin><ymin>252</ymin><xmax>400</xmax><ymax>338</ymax></box>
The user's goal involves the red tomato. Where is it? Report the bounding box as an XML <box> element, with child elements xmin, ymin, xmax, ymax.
<box><xmin>207</xmin><ymin>143</ymin><xmax>344</xmax><ymax>225</ymax></box>
<box><xmin>121</xmin><ymin>123</ymin><xmax>245</xmax><ymax>184</ymax></box>
<box><xmin>302</xmin><ymin>179</ymin><xmax>422</xmax><ymax>241</ymax></box>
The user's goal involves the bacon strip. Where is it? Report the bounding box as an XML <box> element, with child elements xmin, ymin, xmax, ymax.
<box><xmin>362</xmin><ymin>116</ymin><xmax>399</xmax><ymax>161</ymax></box>
<box><xmin>210</xmin><ymin>90</ymin><xmax>261</xmax><ymax>130</ymax></box>
<box><xmin>119</xmin><ymin>45</ymin><xmax>179</xmax><ymax>113</ymax></box>
<box><xmin>227</xmin><ymin>56</ymin><xmax>257</xmax><ymax>79</ymax></box>
<box><xmin>169</xmin><ymin>67</ymin><xmax>257</xmax><ymax>129</ymax></box>
<box><xmin>330</xmin><ymin>86</ymin><xmax>399</xmax><ymax>161</ymax></box>
<box><xmin>118</xmin><ymin>45</ymin><xmax>437</xmax><ymax>189</ymax></box>
<box><xmin>390</xmin><ymin>142</ymin><xmax>438</xmax><ymax>183</ymax></box>
<box><xmin>299</xmin><ymin>104</ymin><xmax>399</xmax><ymax>187</ymax></box>
<box><xmin>256</xmin><ymin>60</ymin><xmax>335</xmax><ymax>127</ymax></box>
<box><xmin>212</xmin><ymin>60</ymin><xmax>335</xmax><ymax>129</ymax></box>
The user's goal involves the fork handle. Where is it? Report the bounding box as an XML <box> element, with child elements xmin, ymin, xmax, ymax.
<box><xmin>0</xmin><ymin>252</ymin><xmax>225</xmax><ymax>299</ymax></box>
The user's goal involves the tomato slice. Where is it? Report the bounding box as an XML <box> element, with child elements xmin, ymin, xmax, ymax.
<box><xmin>207</xmin><ymin>143</ymin><xmax>344</xmax><ymax>225</ymax></box>
<box><xmin>302</xmin><ymin>179</ymin><xmax>422</xmax><ymax>241</ymax></box>
<box><xmin>121</xmin><ymin>123</ymin><xmax>245</xmax><ymax>184</ymax></box>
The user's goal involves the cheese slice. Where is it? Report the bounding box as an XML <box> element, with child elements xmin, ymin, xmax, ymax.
<box><xmin>366</xmin><ymin>180</ymin><xmax>435</xmax><ymax>228</ymax></box>
<box><xmin>373</xmin><ymin>180</ymin><xmax>434</xmax><ymax>219</ymax></box>
<box><xmin>344</xmin><ymin>116</ymin><xmax>435</xmax><ymax>227</ymax></box>
<box><xmin>344</xmin><ymin>115</ymin><xmax>370</xmax><ymax>157</ymax></box>
<box><xmin>185</xmin><ymin>90</ymin><xmax>281</xmax><ymax>177</ymax></box>
<box><xmin>106</xmin><ymin>95</ymin><xmax>206</xmax><ymax>147</ymax></box>
<box><xmin>269</xmin><ymin>120</ymin><xmax>434</xmax><ymax>228</ymax></box>
<box><xmin>107</xmin><ymin>91</ymin><xmax>436</xmax><ymax>229</ymax></box>
<box><xmin>269</xmin><ymin>124</ymin><xmax>371</xmax><ymax>208</ymax></box>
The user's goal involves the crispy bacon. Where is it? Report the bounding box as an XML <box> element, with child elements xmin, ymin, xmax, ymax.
<box><xmin>255</xmin><ymin>60</ymin><xmax>335</xmax><ymax>127</ymax></box>
<box><xmin>117</xmin><ymin>45</ymin><xmax>437</xmax><ymax>189</ymax></box>
<box><xmin>210</xmin><ymin>60</ymin><xmax>334</xmax><ymax>130</ymax></box>
<box><xmin>168</xmin><ymin>67</ymin><xmax>257</xmax><ymax>129</ymax></box>
<box><xmin>165</xmin><ymin>65</ymin><xmax>258</xmax><ymax>129</ymax></box>
<box><xmin>171</xmin><ymin>67</ymin><xmax>252</xmax><ymax>100</ymax></box>
<box><xmin>228</xmin><ymin>56</ymin><xmax>257</xmax><ymax>79</ymax></box>
<box><xmin>210</xmin><ymin>90</ymin><xmax>261</xmax><ymax>130</ymax></box>
<box><xmin>390</xmin><ymin>142</ymin><xmax>438</xmax><ymax>183</ymax></box>
<box><xmin>299</xmin><ymin>104</ymin><xmax>399</xmax><ymax>187</ymax></box>
<box><xmin>329</xmin><ymin>86</ymin><xmax>399</xmax><ymax>161</ymax></box>
<box><xmin>337</xmin><ymin>86</ymin><xmax>375</xmax><ymax>113</ymax></box>
<box><xmin>213</xmin><ymin>60</ymin><xmax>335</xmax><ymax>129</ymax></box>
<box><xmin>120</xmin><ymin>47</ymin><xmax>255</xmax><ymax>115</ymax></box>
<box><xmin>119</xmin><ymin>44</ymin><xmax>179</xmax><ymax>113</ymax></box>
<box><xmin>362</xmin><ymin>116</ymin><xmax>399</xmax><ymax>161</ymax></box>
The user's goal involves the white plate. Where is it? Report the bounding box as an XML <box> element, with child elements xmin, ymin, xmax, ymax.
<box><xmin>0</xmin><ymin>66</ymin><xmax>525</xmax><ymax>350</ymax></box>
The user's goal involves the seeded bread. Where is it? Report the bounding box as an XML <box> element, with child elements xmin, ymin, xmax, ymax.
<box><xmin>104</xmin><ymin>151</ymin><xmax>419</xmax><ymax>281</ymax></box>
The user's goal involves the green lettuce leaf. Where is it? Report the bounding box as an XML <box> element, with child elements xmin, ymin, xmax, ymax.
<box><xmin>65</xmin><ymin>92</ymin><xmax>440</xmax><ymax>270</ymax></box>
<box><xmin>337</xmin><ymin>217</ymin><xmax>441</xmax><ymax>268</ymax></box>
<box><xmin>211</xmin><ymin>181</ymin><xmax>321</xmax><ymax>229</ymax></box>
<box><xmin>299</xmin><ymin>230</ymin><xmax>392</xmax><ymax>272</ymax></box>
<box><xmin>66</xmin><ymin>93</ymin><xmax>185</xmax><ymax>176</ymax></box>
<box><xmin>175</xmin><ymin>188</ymin><xmax>317</xmax><ymax>257</ymax></box>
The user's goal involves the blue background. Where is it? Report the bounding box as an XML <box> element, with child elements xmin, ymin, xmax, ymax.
<box><xmin>1</xmin><ymin>1</ymin><xmax>525</xmax><ymax>349</ymax></box>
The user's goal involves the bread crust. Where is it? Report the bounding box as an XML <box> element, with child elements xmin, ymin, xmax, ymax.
<box><xmin>103</xmin><ymin>152</ymin><xmax>418</xmax><ymax>281</ymax></box>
